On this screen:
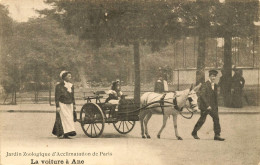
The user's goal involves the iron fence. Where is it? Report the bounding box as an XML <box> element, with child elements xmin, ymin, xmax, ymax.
<box><xmin>1</xmin><ymin>68</ymin><xmax>259</xmax><ymax>106</ymax></box>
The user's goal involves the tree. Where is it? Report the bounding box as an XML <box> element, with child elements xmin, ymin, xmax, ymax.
<box><xmin>97</xmin><ymin>45</ymin><xmax>133</xmax><ymax>83</ymax></box>
<box><xmin>1</xmin><ymin>17</ymin><xmax>95</xmax><ymax>97</ymax></box>
<box><xmin>40</xmin><ymin>0</ymin><xmax>185</xmax><ymax>106</ymax></box>
<box><xmin>214</xmin><ymin>0</ymin><xmax>259</xmax><ymax>106</ymax></box>
<box><xmin>40</xmin><ymin>0</ymin><xmax>259</xmax><ymax>107</ymax></box>
<box><xmin>176</xmin><ymin>0</ymin><xmax>258</xmax><ymax>108</ymax></box>
<box><xmin>195</xmin><ymin>1</ymin><xmax>211</xmax><ymax>85</ymax></box>
<box><xmin>0</xmin><ymin>4</ymin><xmax>16</xmax><ymax>103</ymax></box>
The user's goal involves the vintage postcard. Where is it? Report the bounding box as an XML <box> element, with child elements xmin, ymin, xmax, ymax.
<box><xmin>0</xmin><ymin>0</ymin><xmax>259</xmax><ymax>165</ymax></box>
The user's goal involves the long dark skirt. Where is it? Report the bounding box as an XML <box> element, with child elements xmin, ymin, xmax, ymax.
<box><xmin>231</xmin><ymin>89</ymin><xmax>243</xmax><ymax>108</ymax></box>
<box><xmin>52</xmin><ymin>112</ymin><xmax>76</xmax><ymax>137</ymax></box>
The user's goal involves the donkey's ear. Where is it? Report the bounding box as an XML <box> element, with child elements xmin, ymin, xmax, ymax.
<box><xmin>193</xmin><ymin>83</ymin><xmax>202</xmax><ymax>92</ymax></box>
<box><xmin>189</xmin><ymin>84</ymin><xmax>194</xmax><ymax>91</ymax></box>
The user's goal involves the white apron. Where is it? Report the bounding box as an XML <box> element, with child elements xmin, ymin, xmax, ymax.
<box><xmin>59</xmin><ymin>102</ymin><xmax>76</xmax><ymax>134</ymax></box>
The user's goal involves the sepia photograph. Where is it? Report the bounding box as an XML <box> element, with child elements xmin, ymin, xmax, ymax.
<box><xmin>0</xmin><ymin>0</ymin><xmax>259</xmax><ymax>164</ymax></box>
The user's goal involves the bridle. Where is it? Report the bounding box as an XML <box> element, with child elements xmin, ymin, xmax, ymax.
<box><xmin>171</xmin><ymin>92</ymin><xmax>197</xmax><ymax>119</ymax></box>
<box><xmin>137</xmin><ymin>91</ymin><xmax>197</xmax><ymax>119</ymax></box>
<box><xmin>187</xmin><ymin>96</ymin><xmax>197</xmax><ymax>109</ymax></box>
<box><xmin>160</xmin><ymin>92</ymin><xmax>197</xmax><ymax>119</ymax></box>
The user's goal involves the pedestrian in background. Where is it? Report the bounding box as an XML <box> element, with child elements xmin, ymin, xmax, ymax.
<box><xmin>154</xmin><ymin>76</ymin><xmax>165</xmax><ymax>93</ymax></box>
<box><xmin>231</xmin><ymin>68</ymin><xmax>245</xmax><ymax>108</ymax></box>
<box><xmin>218</xmin><ymin>69</ymin><xmax>231</xmax><ymax>107</ymax></box>
<box><xmin>154</xmin><ymin>67</ymin><xmax>169</xmax><ymax>93</ymax></box>
<box><xmin>218</xmin><ymin>69</ymin><xmax>225</xmax><ymax>96</ymax></box>
<box><xmin>52</xmin><ymin>71</ymin><xmax>76</xmax><ymax>139</ymax></box>
<box><xmin>192</xmin><ymin>69</ymin><xmax>225</xmax><ymax>141</ymax></box>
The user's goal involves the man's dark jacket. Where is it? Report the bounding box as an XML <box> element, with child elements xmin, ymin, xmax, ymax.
<box><xmin>199</xmin><ymin>80</ymin><xmax>218</xmax><ymax>111</ymax></box>
<box><xmin>55</xmin><ymin>81</ymin><xmax>75</xmax><ymax>108</ymax></box>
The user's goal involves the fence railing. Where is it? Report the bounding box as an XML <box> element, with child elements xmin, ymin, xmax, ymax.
<box><xmin>1</xmin><ymin>84</ymin><xmax>259</xmax><ymax>106</ymax></box>
<box><xmin>1</xmin><ymin>68</ymin><xmax>259</xmax><ymax>106</ymax></box>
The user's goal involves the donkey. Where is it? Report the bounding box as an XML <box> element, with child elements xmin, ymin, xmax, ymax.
<box><xmin>139</xmin><ymin>84</ymin><xmax>201</xmax><ymax>140</ymax></box>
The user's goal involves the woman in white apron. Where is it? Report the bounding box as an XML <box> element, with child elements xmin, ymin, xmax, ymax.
<box><xmin>52</xmin><ymin>71</ymin><xmax>76</xmax><ymax>139</ymax></box>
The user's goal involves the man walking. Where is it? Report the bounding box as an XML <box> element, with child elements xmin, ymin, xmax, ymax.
<box><xmin>192</xmin><ymin>69</ymin><xmax>225</xmax><ymax>141</ymax></box>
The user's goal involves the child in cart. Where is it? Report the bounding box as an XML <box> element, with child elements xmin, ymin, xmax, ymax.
<box><xmin>105</xmin><ymin>80</ymin><xmax>123</xmax><ymax>104</ymax></box>
<box><xmin>105</xmin><ymin>80</ymin><xmax>123</xmax><ymax>117</ymax></box>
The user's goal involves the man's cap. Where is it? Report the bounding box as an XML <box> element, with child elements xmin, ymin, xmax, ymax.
<box><xmin>209</xmin><ymin>69</ymin><xmax>218</xmax><ymax>76</ymax></box>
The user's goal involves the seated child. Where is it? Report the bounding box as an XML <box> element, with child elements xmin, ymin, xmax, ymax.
<box><xmin>105</xmin><ymin>81</ymin><xmax>123</xmax><ymax>104</ymax></box>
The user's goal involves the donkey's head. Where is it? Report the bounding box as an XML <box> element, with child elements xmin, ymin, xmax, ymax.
<box><xmin>185</xmin><ymin>83</ymin><xmax>201</xmax><ymax>112</ymax></box>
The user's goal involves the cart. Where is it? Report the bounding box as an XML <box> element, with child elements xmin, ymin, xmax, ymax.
<box><xmin>77</xmin><ymin>91</ymin><xmax>139</xmax><ymax>138</ymax></box>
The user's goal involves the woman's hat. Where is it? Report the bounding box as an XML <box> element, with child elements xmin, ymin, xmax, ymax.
<box><xmin>60</xmin><ymin>70</ymin><xmax>71</xmax><ymax>79</ymax></box>
<box><xmin>209</xmin><ymin>69</ymin><xmax>218</xmax><ymax>76</ymax></box>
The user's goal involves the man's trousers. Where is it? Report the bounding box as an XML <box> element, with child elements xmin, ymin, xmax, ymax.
<box><xmin>192</xmin><ymin>109</ymin><xmax>221</xmax><ymax>136</ymax></box>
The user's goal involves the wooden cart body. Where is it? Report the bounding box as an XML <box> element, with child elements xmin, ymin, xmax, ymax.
<box><xmin>78</xmin><ymin>91</ymin><xmax>139</xmax><ymax>138</ymax></box>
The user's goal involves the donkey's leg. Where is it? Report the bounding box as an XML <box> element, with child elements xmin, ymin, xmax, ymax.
<box><xmin>139</xmin><ymin>110</ymin><xmax>147</xmax><ymax>138</ymax></box>
<box><xmin>144</xmin><ymin>112</ymin><xmax>152</xmax><ymax>139</ymax></box>
<box><xmin>157</xmin><ymin>115</ymin><xmax>168</xmax><ymax>139</ymax></box>
<box><xmin>173</xmin><ymin>114</ymin><xmax>183</xmax><ymax>140</ymax></box>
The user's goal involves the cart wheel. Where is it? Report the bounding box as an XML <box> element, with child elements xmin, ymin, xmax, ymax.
<box><xmin>113</xmin><ymin>121</ymin><xmax>135</xmax><ymax>134</ymax></box>
<box><xmin>80</xmin><ymin>103</ymin><xmax>105</xmax><ymax>138</ymax></box>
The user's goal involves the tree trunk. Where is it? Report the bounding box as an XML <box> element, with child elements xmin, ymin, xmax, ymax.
<box><xmin>14</xmin><ymin>89</ymin><xmax>16</xmax><ymax>105</ymax></box>
<box><xmin>222</xmin><ymin>35</ymin><xmax>232</xmax><ymax>107</ymax></box>
<box><xmin>78</xmin><ymin>66</ymin><xmax>89</xmax><ymax>89</ymax></box>
<box><xmin>133</xmin><ymin>42</ymin><xmax>140</xmax><ymax>107</ymax></box>
<box><xmin>11</xmin><ymin>87</ymin><xmax>16</xmax><ymax>105</ymax></box>
<box><xmin>196</xmin><ymin>33</ymin><xmax>206</xmax><ymax>85</ymax></box>
<box><xmin>128</xmin><ymin>63</ymin><xmax>133</xmax><ymax>85</ymax></box>
<box><xmin>195</xmin><ymin>2</ymin><xmax>209</xmax><ymax>86</ymax></box>
<box><xmin>49</xmin><ymin>79</ymin><xmax>52</xmax><ymax>105</ymax></box>
<box><xmin>49</xmin><ymin>70</ymin><xmax>53</xmax><ymax>105</ymax></box>
<box><xmin>126</xmin><ymin>53</ymin><xmax>133</xmax><ymax>84</ymax></box>
<box><xmin>35</xmin><ymin>64</ymin><xmax>40</xmax><ymax>103</ymax></box>
<box><xmin>11</xmin><ymin>88</ymin><xmax>14</xmax><ymax>104</ymax></box>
